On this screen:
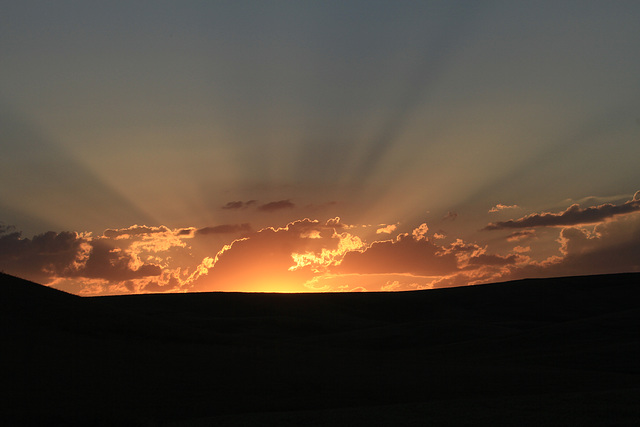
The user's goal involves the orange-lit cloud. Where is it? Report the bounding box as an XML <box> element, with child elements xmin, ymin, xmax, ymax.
<box><xmin>0</xmin><ymin>217</ymin><xmax>531</xmax><ymax>294</ymax></box>
<box><xmin>0</xmin><ymin>226</ymin><xmax>164</xmax><ymax>287</ymax></box>
<box><xmin>289</xmin><ymin>232</ymin><xmax>365</xmax><ymax>273</ymax></box>
<box><xmin>3</xmin><ymin>190</ymin><xmax>639</xmax><ymax>296</ymax></box>
<box><xmin>183</xmin><ymin>219</ymin><xmax>519</xmax><ymax>293</ymax></box>
<box><xmin>376</xmin><ymin>224</ymin><xmax>398</xmax><ymax>234</ymax></box>
<box><xmin>506</xmin><ymin>229</ymin><xmax>536</xmax><ymax>242</ymax></box>
<box><xmin>412</xmin><ymin>223</ymin><xmax>429</xmax><ymax>240</ymax></box>
<box><xmin>103</xmin><ymin>225</ymin><xmax>173</xmax><ymax>239</ymax></box>
<box><xmin>489</xmin><ymin>203</ymin><xmax>519</xmax><ymax>213</ymax></box>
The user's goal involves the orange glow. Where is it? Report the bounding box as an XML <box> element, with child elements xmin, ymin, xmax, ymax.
<box><xmin>289</xmin><ymin>232</ymin><xmax>365</xmax><ymax>272</ymax></box>
<box><xmin>249</xmin><ymin>278</ymin><xmax>307</xmax><ymax>293</ymax></box>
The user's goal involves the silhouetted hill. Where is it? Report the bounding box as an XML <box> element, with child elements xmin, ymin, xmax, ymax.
<box><xmin>2</xmin><ymin>272</ymin><xmax>639</xmax><ymax>426</ymax></box>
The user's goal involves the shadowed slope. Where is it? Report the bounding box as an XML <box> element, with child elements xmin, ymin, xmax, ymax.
<box><xmin>2</xmin><ymin>272</ymin><xmax>640</xmax><ymax>426</ymax></box>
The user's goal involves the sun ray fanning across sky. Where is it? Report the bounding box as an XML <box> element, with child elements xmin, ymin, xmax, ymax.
<box><xmin>1</xmin><ymin>1</ymin><xmax>639</xmax><ymax>294</ymax></box>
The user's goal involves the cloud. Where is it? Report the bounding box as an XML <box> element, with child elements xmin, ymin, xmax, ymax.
<box><xmin>381</xmin><ymin>280</ymin><xmax>403</xmax><ymax>291</ymax></box>
<box><xmin>425</xmin><ymin>209</ymin><xmax>640</xmax><ymax>290</ymax></box>
<box><xmin>484</xmin><ymin>194</ymin><xmax>640</xmax><ymax>230</ymax></box>
<box><xmin>0</xmin><ymin>226</ymin><xmax>163</xmax><ymax>285</ymax></box>
<box><xmin>258</xmin><ymin>199</ymin><xmax>295</xmax><ymax>212</ymax></box>
<box><xmin>103</xmin><ymin>225</ymin><xmax>172</xmax><ymax>239</ymax></box>
<box><xmin>197</xmin><ymin>223</ymin><xmax>252</xmax><ymax>235</ymax></box>
<box><xmin>561</xmin><ymin>193</ymin><xmax>635</xmax><ymax>207</ymax></box>
<box><xmin>489</xmin><ymin>203</ymin><xmax>519</xmax><ymax>213</ymax></box>
<box><xmin>138</xmin><ymin>270</ymin><xmax>184</xmax><ymax>294</ymax></box>
<box><xmin>0</xmin><ymin>227</ymin><xmax>87</xmax><ymax>284</ymax></box>
<box><xmin>176</xmin><ymin>227</ymin><xmax>196</xmax><ymax>237</ymax></box>
<box><xmin>0</xmin><ymin>223</ymin><xmax>211</xmax><ymax>294</ymax></box>
<box><xmin>3</xmin><ymin>219</ymin><xmax>369</xmax><ymax>294</ymax></box>
<box><xmin>9</xmin><ymin>189</ymin><xmax>636</xmax><ymax>296</ymax></box>
<box><xmin>412</xmin><ymin>223</ymin><xmax>429</xmax><ymax>240</ymax></box>
<box><xmin>506</xmin><ymin>229</ymin><xmax>537</xmax><ymax>242</ymax></box>
<box><xmin>376</xmin><ymin>224</ymin><xmax>398</xmax><ymax>234</ymax></box>
<box><xmin>187</xmin><ymin>216</ymin><xmax>516</xmax><ymax>292</ymax></box>
<box><xmin>222</xmin><ymin>200</ymin><xmax>257</xmax><ymax>210</ymax></box>
<box><xmin>478</xmin><ymin>211</ymin><xmax>640</xmax><ymax>285</ymax></box>
<box><xmin>427</xmin><ymin>246</ymin><xmax>525</xmax><ymax>289</ymax></box>
<box><xmin>105</xmin><ymin>225</ymin><xmax>190</xmax><ymax>255</ymax></box>
<box><xmin>549</xmin><ymin>213</ymin><xmax>640</xmax><ymax>275</ymax></box>
<box><xmin>336</xmin><ymin>233</ymin><xmax>458</xmax><ymax>276</ymax></box>
<box><xmin>186</xmin><ymin>216</ymin><xmax>529</xmax><ymax>293</ymax></box>
<box><xmin>74</xmin><ymin>240</ymin><xmax>162</xmax><ymax>281</ymax></box>
<box><xmin>325</xmin><ymin>217</ymin><xmax>346</xmax><ymax>229</ymax></box>
<box><xmin>465</xmin><ymin>253</ymin><xmax>519</xmax><ymax>267</ymax></box>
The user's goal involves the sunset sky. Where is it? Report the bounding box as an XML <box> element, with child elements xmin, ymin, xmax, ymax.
<box><xmin>1</xmin><ymin>1</ymin><xmax>639</xmax><ymax>295</ymax></box>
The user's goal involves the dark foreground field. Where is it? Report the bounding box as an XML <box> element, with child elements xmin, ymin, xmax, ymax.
<box><xmin>2</xmin><ymin>272</ymin><xmax>640</xmax><ymax>426</ymax></box>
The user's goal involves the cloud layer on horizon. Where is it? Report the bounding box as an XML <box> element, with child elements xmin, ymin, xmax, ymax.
<box><xmin>1</xmin><ymin>192</ymin><xmax>639</xmax><ymax>295</ymax></box>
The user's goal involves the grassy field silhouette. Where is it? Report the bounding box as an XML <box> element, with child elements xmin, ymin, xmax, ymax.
<box><xmin>2</xmin><ymin>272</ymin><xmax>639</xmax><ymax>426</ymax></box>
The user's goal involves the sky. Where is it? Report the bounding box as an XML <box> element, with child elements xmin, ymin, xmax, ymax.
<box><xmin>1</xmin><ymin>1</ymin><xmax>639</xmax><ymax>295</ymax></box>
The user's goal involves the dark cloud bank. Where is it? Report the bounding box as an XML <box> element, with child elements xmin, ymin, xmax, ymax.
<box><xmin>485</xmin><ymin>193</ymin><xmax>640</xmax><ymax>230</ymax></box>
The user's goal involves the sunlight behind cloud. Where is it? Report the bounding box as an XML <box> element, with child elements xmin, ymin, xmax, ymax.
<box><xmin>1</xmin><ymin>2</ymin><xmax>639</xmax><ymax>294</ymax></box>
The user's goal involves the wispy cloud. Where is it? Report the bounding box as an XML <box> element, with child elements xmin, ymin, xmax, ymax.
<box><xmin>506</xmin><ymin>229</ymin><xmax>536</xmax><ymax>242</ymax></box>
<box><xmin>103</xmin><ymin>225</ymin><xmax>172</xmax><ymax>238</ymax></box>
<box><xmin>489</xmin><ymin>203</ymin><xmax>519</xmax><ymax>213</ymax></box>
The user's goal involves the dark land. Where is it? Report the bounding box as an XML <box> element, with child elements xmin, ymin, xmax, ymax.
<box><xmin>2</xmin><ymin>272</ymin><xmax>640</xmax><ymax>426</ymax></box>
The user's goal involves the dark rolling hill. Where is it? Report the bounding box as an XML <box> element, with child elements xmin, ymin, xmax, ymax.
<box><xmin>2</xmin><ymin>272</ymin><xmax>639</xmax><ymax>426</ymax></box>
